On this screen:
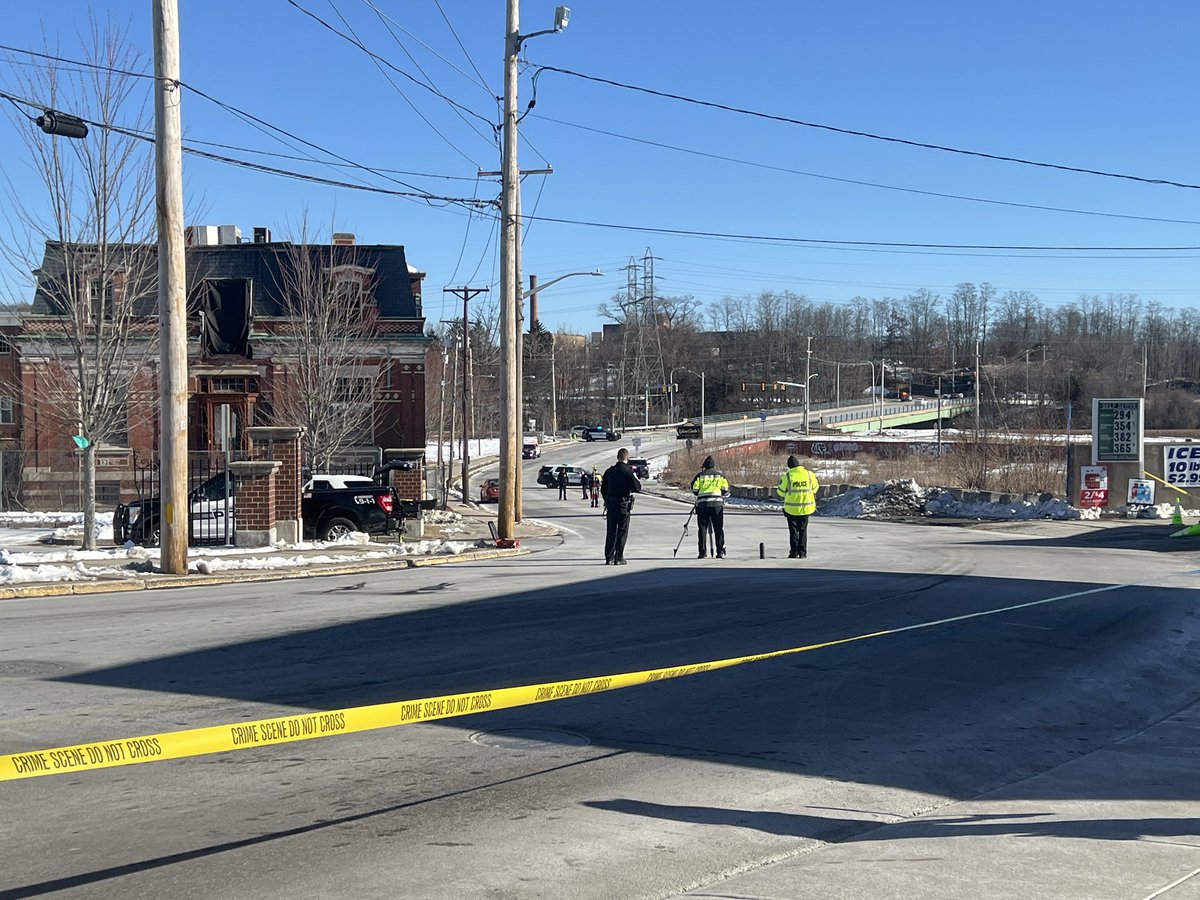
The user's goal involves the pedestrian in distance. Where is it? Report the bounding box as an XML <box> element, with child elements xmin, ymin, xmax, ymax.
<box><xmin>580</xmin><ymin>469</ymin><xmax>591</xmax><ymax>500</ymax></box>
<box><xmin>777</xmin><ymin>455</ymin><xmax>818</xmax><ymax>559</ymax></box>
<box><xmin>691</xmin><ymin>454</ymin><xmax>730</xmax><ymax>558</ymax></box>
<box><xmin>590</xmin><ymin>467</ymin><xmax>601</xmax><ymax>508</ymax></box>
<box><xmin>601</xmin><ymin>448</ymin><xmax>642</xmax><ymax>565</ymax></box>
<box><xmin>557</xmin><ymin>466</ymin><xmax>568</xmax><ymax>500</ymax></box>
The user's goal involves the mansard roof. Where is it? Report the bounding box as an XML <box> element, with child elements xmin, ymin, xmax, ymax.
<box><xmin>30</xmin><ymin>240</ymin><xmax>422</xmax><ymax>319</ymax></box>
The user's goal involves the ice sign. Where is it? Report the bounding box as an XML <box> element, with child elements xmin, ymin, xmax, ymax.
<box><xmin>1164</xmin><ymin>444</ymin><xmax>1200</xmax><ymax>487</ymax></box>
<box><xmin>1093</xmin><ymin>398</ymin><xmax>1143</xmax><ymax>464</ymax></box>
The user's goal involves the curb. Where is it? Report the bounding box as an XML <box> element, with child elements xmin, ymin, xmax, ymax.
<box><xmin>0</xmin><ymin>547</ymin><xmax>529</xmax><ymax>601</ymax></box>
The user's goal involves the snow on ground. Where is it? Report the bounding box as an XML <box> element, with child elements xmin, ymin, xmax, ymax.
<box><xmin>426</xmin><ymin>439</ymin><xmax>501</xmax><ymax>461</ymax></box>
<box><xmin>186</xmin><ymin>540</ymin><xmax>482</xmax><ymax>575</ymax></box>
<box><xmin>0</xmin><ymin>562</ymin><xmax>120</xmax><ymax>585</ymax></box>
<box><xmin>729</xmin><ymin>478</ymin><xmax>1105</xmax><ymax>521</ymax></box>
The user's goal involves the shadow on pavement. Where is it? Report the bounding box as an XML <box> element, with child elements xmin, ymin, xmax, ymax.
<box><xmin>974</xmin><ymin>524</ymin><xmax>1200</xmax><ymax>554</ymax></box>
<box><xmin>56</xmin><ymin>563</ymin><xmax>1200</xmax><ymax>806</ymax></box>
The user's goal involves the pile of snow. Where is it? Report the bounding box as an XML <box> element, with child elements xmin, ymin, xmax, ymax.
<box><xmin>0</xmin><ymin>511</ymin><xmax>84</xmax><ymax>528</ymax></box>
<box><xmin>732</xmin><ymin>478</ymin><xmax>1099</xmax><ymax>522</ymax></box>
<box><xmin>1138</xmin><ymin>501</ymin><xmax>1200</xmax><ymax>520</ymax></box>
<box><xmin>0</xmin><ymin>562</ymin><xmax>126</xmax><ymax>585</ymax></box>
<box><xmin>819</xmin><ymin>480</ymin><xmax>930</xmax><ymax>519</ymax></box>
<box><xmin>187</xmin><ymin>539</ymin><xmax>484</xmax><ymax>574</ymax></box>
<box><xmin>423</xmin><ymin>509</ymin><xmax>463</xmax><ymax>525</ymax></box>
<box><xmin>923</xmin><ymin>487</ymin><xmax>1088</xmax><ymax>521</ymax></box>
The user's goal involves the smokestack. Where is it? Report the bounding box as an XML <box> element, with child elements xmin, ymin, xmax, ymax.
<box><xmin>529</xmin><ymin>274</ymin><xmax>538</xmax><ymax>332</ymax></box>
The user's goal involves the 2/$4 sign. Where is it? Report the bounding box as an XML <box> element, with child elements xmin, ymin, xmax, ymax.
<box><xmin>1092</xmin><ymin>398</ymin><xmax>1144</xmax><ymax>467</ymax></box>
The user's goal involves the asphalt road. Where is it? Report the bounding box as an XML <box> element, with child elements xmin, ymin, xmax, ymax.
<box><xmin>2</xmin><ymin>449</ymin><xmax>1199</xmax><ymax>899</ymax></box>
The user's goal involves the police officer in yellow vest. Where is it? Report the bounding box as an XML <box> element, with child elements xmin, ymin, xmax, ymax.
<box><xmin>690</xmin><ymin>455</ymin><xmax>730</xmax><ymax>558</ymax></box>
<box><xmin>776</xmin><ymin>454</ymin><xmax>818</xmax><ymax>559</ymax></box>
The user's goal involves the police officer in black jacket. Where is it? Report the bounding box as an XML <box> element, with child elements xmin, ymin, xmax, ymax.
<box><xmin>601</xmin><ymin>448</ymin><xmax>642</xmax><ymax>565</ymax></box>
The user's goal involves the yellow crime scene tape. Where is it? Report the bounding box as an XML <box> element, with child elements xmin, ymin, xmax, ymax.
<box><xmin>0</xmin><ymin>582</ymin><xmax>1129</xmax><ymax>782</ymax></box>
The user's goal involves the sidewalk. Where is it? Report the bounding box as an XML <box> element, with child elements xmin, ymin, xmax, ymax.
<box><xmin>679</xmin><ymin>700</ymin><xmax>1200</xmax><ymax>900</ymax></box>
<box><xmin>0</xmin><ymin>501</ymin><xmax>557</xmax><ymax>600</ymax></box>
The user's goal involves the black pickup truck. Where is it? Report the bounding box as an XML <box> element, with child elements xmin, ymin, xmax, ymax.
<box><xmin>114</xmin><ymin>471</ymin><xmax>424</xmax><ymax>546</ymax></box>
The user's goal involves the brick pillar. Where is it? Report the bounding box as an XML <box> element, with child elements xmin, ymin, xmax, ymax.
<box><xmin>247</xmin><ymin>426</ymin><xmax>304</xmax><ymax>543</ymax></box>
<box><xmin>228</xmin><ymin>459</ymin><xmax>281</xmax><ymax>547</ymax></box>
<box><xmin>383</xmin><ymin>447</ymin><xmax>426</xmax><ymax>539</ymax></box>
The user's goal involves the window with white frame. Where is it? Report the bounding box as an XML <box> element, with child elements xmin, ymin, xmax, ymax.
<box><xmin>0</xmin><ymin>397</ymin><xmax>13</xmax><ymax>425</ymax></box>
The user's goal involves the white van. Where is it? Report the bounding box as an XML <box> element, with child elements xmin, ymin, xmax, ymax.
<box><xmin>522</xmin><ymin>435</ymin><xmax>541</xmax><ymax>459</ymax></box>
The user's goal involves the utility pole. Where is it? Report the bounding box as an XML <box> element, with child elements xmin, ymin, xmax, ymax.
<box><xmin>443</xmin><ymin>287</ymin><xmax>488</xmax><ymax>505</ymax></box>
<box><xmin>497</xmin><ymin>0</ymin><xmax>520</xmax><ymax>539</ymax></box>
<box><xmin>937</xmin><ymin>375</ymin><xmax>943</xmax><ymax>458</ymax></box>
<box><xmin>974</xmin><ymin>339</ymin><xmax>982</xmax><ymax>438</ymax></box>
<box><xmin>803</xmin><ymin>336</ymin><xmax>812</xmax><ymax>436</ymax></box>
<box><xmin>549</xmin><ymin>337</ymin><xmax>558</xmax><ymax>435</ymax></box>
<box><xmin>436</xmin><ymin>342</ymin><xmax>447</xmax><ymax>507</ymax></box>
<box><xmin>497</xmin><ymin>4</ymin><xmax>567</xmax><ymax>536</ymax></box>
<box><xmin>447</xmin><ymin>332</ymin><xmax>458</xmax><ymax>508</ymax></box>
<box><xmin>153</xmin><ymin>0</ymin><xmax>188</xmax><ymax>575</ymax></box>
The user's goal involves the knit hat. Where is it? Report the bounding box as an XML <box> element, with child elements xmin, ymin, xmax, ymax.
<box><xmin>787</xmin><ymin>455</ymin><xmax>800</xmax><ymax>468</ymax></box>
<box><xmin>702</xmin><ymin>455</ymin><xmax>714</xmax><ymax>468</ymax></box>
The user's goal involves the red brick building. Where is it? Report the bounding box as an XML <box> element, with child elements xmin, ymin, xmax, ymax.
<box><xmin>12</xmin><ymin>228</ymin><xmax>428</xmax><ymax>509</ymax></box>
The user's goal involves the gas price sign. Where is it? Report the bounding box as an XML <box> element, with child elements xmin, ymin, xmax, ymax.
<box><xmin>1093</xmin><ymin>398</ymin><xmax>1143</xmax><ymax>465</ymax></box>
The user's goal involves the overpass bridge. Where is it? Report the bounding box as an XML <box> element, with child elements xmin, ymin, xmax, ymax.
<box><xmin>819</xmin><ymin>398</ymin><xmax>973</xmax><ymax>433</ymax></box>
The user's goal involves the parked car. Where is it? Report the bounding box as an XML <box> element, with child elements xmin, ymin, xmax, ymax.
<box><xmin>114</xmin><ymin>471</ymin><xmax>409</xmax><ymax>546</ymax></box>
<box><xmin>569</xmin><ymin>425</ymin><xmax>590</xmax><ymax>440</ymax></box>
<box><xmin>582</xmin><ymin>425</ymin><xmax>620</xmax><ymax>442</ymax></box>
<box><xmin>537</xmin><ymin>464</ymin><xmax>588</xmax><ymax>488</ymax></box>
<box><xmin>628</xmin><ymin>457</ymin><xmax>650</xmax><ymax>479</ymax></box>
<box><xmin>304</xmin><ymin>474</ymin><xmax>376</xmax><ymax>491</ymax></box>
<box><xmin>480</xmin><ymin>478</ymin><xmax>501</xmax><ymax>502</ymax></box>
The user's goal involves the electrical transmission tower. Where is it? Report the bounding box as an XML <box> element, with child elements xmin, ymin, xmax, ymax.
<box><xmin>617</xmin><ymin>249</ymin><xmax>666</xmax><ymax>426</ymax></box>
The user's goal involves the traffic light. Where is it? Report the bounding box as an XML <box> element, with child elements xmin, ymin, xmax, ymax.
<box><xmin>759</xmin><ymin>382</ymin><xmax>767</xmax><ymax>392</ymax></box>
<box><xmin>740</xmin><ymin>382</ymin><xmax>747</xmax><ymax>392</ymax></box>
<box><xmin>37</xmin><ymin>109</ymin><xmax>88</xmax><ymax>139</ymax></box>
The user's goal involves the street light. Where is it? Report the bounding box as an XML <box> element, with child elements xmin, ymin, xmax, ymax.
<box><xmin>512</xmin><ymin>269</ymin><xmax>603</xmax><ymax>521</ymax></box>
<box><xmin>776</xmin><ymin>376</ymin><xmax>818</xmax><ymax>434</ymax></box>
<box><xmin>521</xmin><ymin>269</ymin><xmax>603</xmax><ymax>437</ymax></box>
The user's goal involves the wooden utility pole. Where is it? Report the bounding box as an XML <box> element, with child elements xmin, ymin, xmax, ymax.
<box><xmin>974</xmin><ymin>339</ymin><xmax>982</xmax><ymax>437</ymax></box>
<box><xmin>444</xmin><ymin>287</ymin><xmax>488</xmax><ymax>506</ymax></box>
<box><xmin>153</xmin><ymin>0</ymin><xmax>188</xmax><ymax>574</ymax></box>
<box><xmin>513</xmin><ymin>187</ymin><xmax>523</xmax><ymax>521</ymax></box>
<box><xmin>498</xmin><ymin>0</ymin><xmax>520</xmax><ymax>539</ymax></box>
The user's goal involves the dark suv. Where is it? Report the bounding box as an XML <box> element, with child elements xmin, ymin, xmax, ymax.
<box><xmin>628</xmin><ymin>457</ymin><xmax>650</xmax><ymax>478</ymax></box>
<box><xmin>582</xmin><ymin>425</ymin><xmax>620</xmax><ymax>442</ymax></box>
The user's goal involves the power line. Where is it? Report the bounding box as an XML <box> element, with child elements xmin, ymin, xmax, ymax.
<box><xmin>531</xmin><ymin>63</ymin><xmax>1200</xmax><ymax>191</ymax></box>
<box><xmin>520</xmin><ymin>211</ymin><xmax>1200</xmax><ymax>254</ymax></box>
<box><xmin>327</xmin><ymin>0</ymin><xmax>486</xmax><ymax>167</ymax></box>
<box><xmin>0</xmin><ymin>42</ymin><xmax>458</xmax><ymax>198</ymax></box>
<box><xmin>0</xmin><ymin>87</ymin><xmax>493</xmax><ymax>209</ymax></box>
<box><xmin>531</xmin><ymin>113</ymin><xmax>1200</xmax><ymax>228</ymax></box>
<box><xmin>0</xmin><ymin>43</ymin><xmax>153</xmax><ymax>81</ymax></box>
<box><xmin>371</xmin><ymin>0</ymin><xmax>494</xmax><ymax>98</ymax></box>
<box><xmin>284</xmin><ymin>0</ymin><xmax>495</xmax><ymax>132</ymax></box>
<box><xmin>176</xmin><ymin>136</ymin><xmax>478</xmax><ymax>181</ymax></box>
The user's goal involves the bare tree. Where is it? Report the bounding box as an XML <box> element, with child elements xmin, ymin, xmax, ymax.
<box><xmin>0</xmin><ymin>22</ymin><xmax>158</xmax><ymax>548</ymax></box>
<box><xmin>270</xmin><ymin>219</ymin><xmax>382</xmax><ymax>471</ymax></box>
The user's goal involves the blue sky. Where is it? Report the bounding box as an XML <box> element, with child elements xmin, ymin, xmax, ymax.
<box><xmin>2</xmin><ymin>1</ymin><xmax>1199</xmax><ymax>335</ymax></box>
